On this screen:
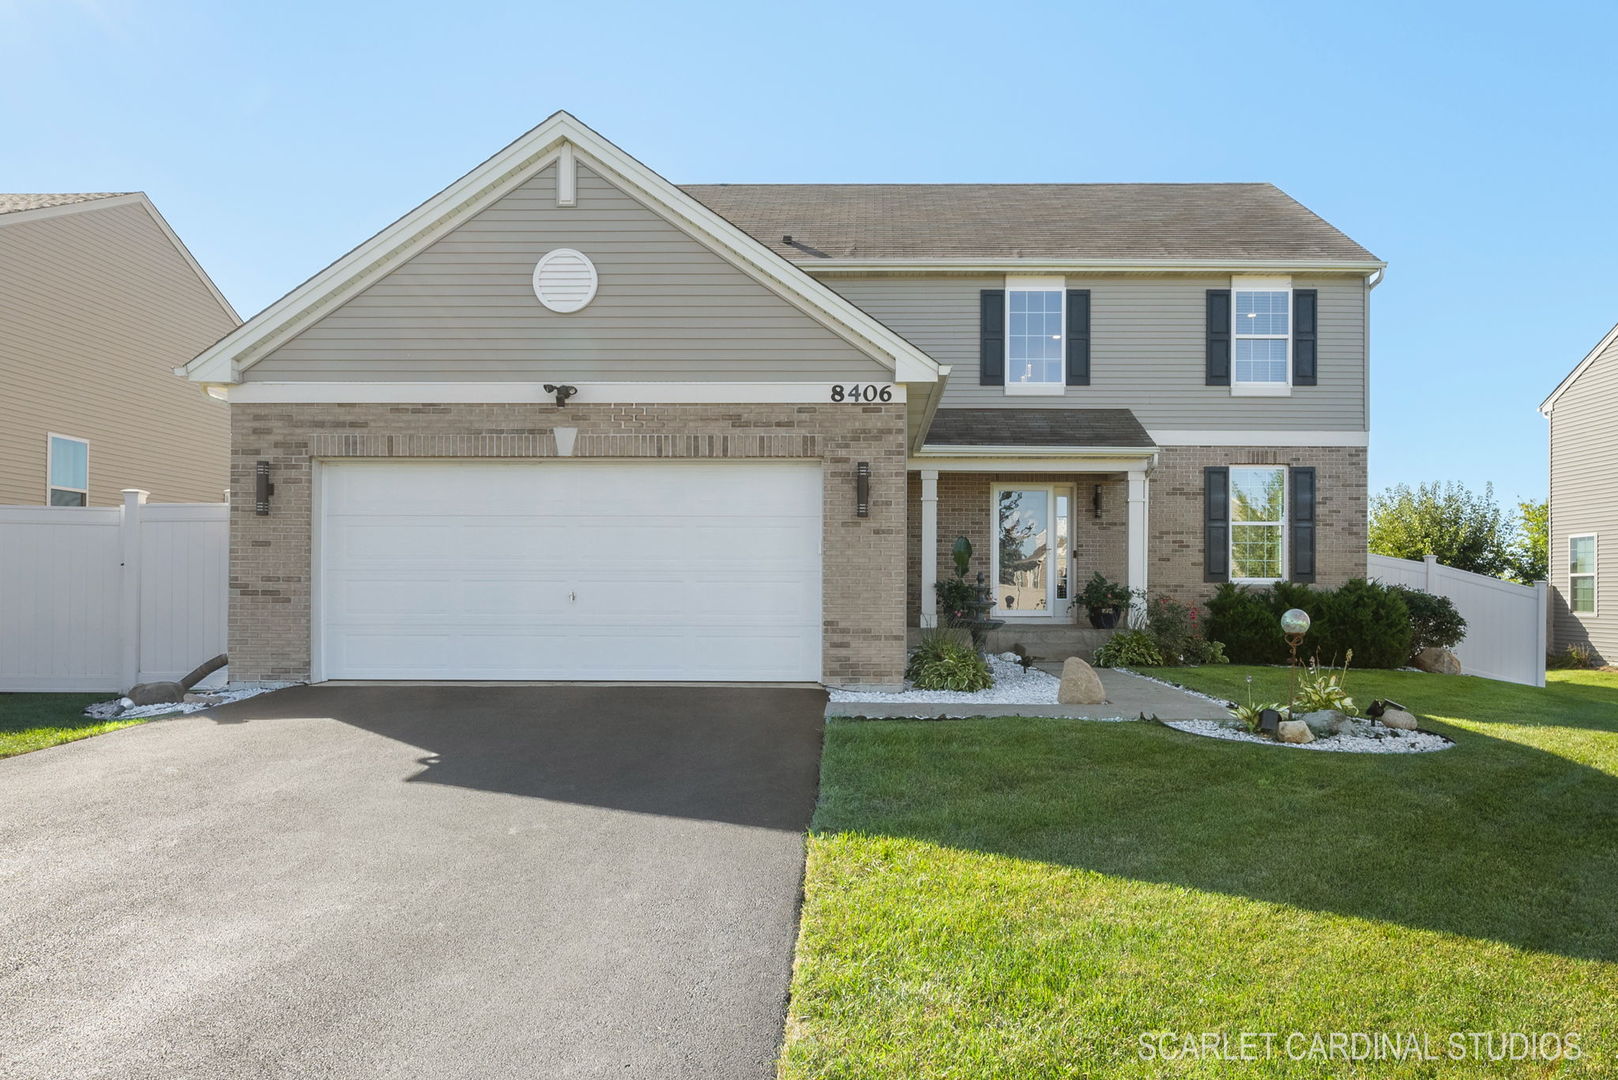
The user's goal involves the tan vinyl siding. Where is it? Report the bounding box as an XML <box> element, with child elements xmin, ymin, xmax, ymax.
<box><xmin>0</xmin><ymin>201</ymin><xmax>234</xmax><ymax>506</ymax></box>
<box><xmin>248</xmin><ymin>164</ymin><xmax>888</xmax><ymax>383</ymax></box>
<box><xmin>1547</xmin><ymin>333</ymin><xmax>1618</xmax><ymax>662</ymax></box>
<box><xmin>822</xmin><ymin>272</ymin><xmax>1368</xmax><ymax>430</ymax></box>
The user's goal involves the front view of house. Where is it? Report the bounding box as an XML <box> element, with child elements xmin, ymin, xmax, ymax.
<box><xmin>184</xmin><ymin>113</ymin><xmax>1379</xmax><ymax>689</ymax></box>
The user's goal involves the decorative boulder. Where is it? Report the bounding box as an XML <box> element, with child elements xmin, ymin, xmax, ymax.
<box><xmin>1276</xmin><ymin>719</ymin><xmax>1315</xmax><ymax>744</ymax></box>
<box><xmin>1057</xmin><ymin>657</ymin><xmax>1106</xmax><ymax>705</ymax></box>
<box><xmin>1297</xmin><ymin>709</ymin><xmax>1344</xmax><ymax>737</ymax></box>
<box><xmin>125</xmin><ymin>681</ymin><xmax>186</xmax><ymax>706</ymax></box>
<box><xmin>1414</xmin><ymin>647</ymin><xmax>1462</xmax><ymax>675</ymax></box>
<box><xmin>1378</xmin><ymin>708</ymin><xmax>1419</xmax><ymax>731</ymax></box>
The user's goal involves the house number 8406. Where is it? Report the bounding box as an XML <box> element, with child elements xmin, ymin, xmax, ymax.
<box><xmin>830</xmin><ymin>384</ymin><xmax>893</xmax><ymax>403</ymax></box>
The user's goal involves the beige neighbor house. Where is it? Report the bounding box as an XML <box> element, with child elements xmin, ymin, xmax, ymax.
<box><xmin>1540</xmin><ymin>322</ymin><xmax>1618</xmax><ymax>664</ymax></box>
<box><xmin>0</xmin><ymin>192</ymin><xmax>238</xmax><ymax>506</ymax></box>
<box><xmin>181</xmin><ymin>112</ymin><xmax>1380</xmax><ymax>689</ymax></box>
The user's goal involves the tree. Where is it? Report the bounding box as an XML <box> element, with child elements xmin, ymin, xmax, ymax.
<box><xmin>1505</xmin><ymin>499</ymin><xmax>1548</xmax><ymax>583</ymax></box>
<box><xmin>1367</xmin><ymin>482</ymin><xmax>1511</xmax><ymax>577</ymax></box>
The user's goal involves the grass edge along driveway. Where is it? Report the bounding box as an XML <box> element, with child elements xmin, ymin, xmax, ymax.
<box><xmin>0</xmin><ymin>693</ymin><xmax>150</xmax><ymax>759</ymax></box>
<box><xmin>781</xmin><ymin>668</ymin><xmax>1618</xmax><ymax>1078</ymax></box>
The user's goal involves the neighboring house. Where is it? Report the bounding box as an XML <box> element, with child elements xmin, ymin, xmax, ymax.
<box><xmin>0</xmin><ymin>192</ymin><xmax>239</xmax><ymax>506</ymax></box>
<box><xmin>181</xmin><ymin>112</ymin><xmax>1380</xmax><ymax>689</ymax></box>
<box><xmin>1539</xmin><ymin>322</ymin><xmax>1618</xmax><ymax>664</ymax></box>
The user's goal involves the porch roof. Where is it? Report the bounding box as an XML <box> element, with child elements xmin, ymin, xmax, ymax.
<box><xmin>921</xmin><ymin>408</ymin><xmax>1155</xmax><ymax>452</ymax></box>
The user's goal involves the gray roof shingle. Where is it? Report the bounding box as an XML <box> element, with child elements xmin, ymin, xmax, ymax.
<box><xmin>682</xmin><ymin>183</ymin><xmax>1378</xmax><ymax>264</ymax></box>
<box><xmin>0</xmin><ymin>193</ymin><xmax>131</xmax><ymax>216</ymax></box>
<box><xmin>924</xmin><ymin>408</ymin><xmax>1155</xmax><ymax>449</ymax></box>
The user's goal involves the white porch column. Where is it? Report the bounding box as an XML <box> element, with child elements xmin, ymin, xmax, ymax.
<box><xmin>1126</xmin><ymin>468</ymin><xmax>1149</xmax><ymax>624</ymax></box>
<box><xmin>919</xmin><ymin>469</ymin><xmax>940</xmax><ymax>627</ymax></box>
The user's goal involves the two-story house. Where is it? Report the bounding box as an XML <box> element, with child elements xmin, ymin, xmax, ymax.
<box><xmin>0</xmin><ymin>192</ymin><xmax>239</xmax><ymax>505</ymax></box>
<box><xmin>180</xmin><ymin>113</ymin><xmax>1378</xmax><ymax>689</ymax></box>
<box><xmin>1540</xmin><ymin>321</ymin><xmax>1618</xmax><ymax>664</ymax></box>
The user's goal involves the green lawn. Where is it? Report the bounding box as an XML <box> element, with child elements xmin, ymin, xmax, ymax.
<box><xmin>0</xmin><ymin>693</ymin><xmax>150</xmax><ymax>758</ymax></box>
<box><xmin>783</xmin><ymin>669</ymin><xmax>1618</xmax><ymax>1078</ymax></box>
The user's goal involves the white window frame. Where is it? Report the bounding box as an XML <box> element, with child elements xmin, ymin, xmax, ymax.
<box><xmin>1003</xmin><ymin>275</ymin><xmax>1067</xmax><ymax>396</ymax></box>
<box><xmin>990</xmin><ymin>483</ymin><xmax>1073</xmax><ymax>618</ymax></box>
<box><xmin>46</xmin><ymin>433</ymin><xmax>89</xmax><ymax>507</ymax></box>
<box><xmin>1228</xmin><ymin>464</ymin><xmax>1288</xmax><ymax>584</ymax></box>
<box><xmin>1569</xmin><ymin>533</ymin><xmax>1598</xmax><ymax>616</ymax></box>
<box><xmin>1231</xmin><ymin>274</ymin><xmax>1292</xmax><ymax>397</ymax></box>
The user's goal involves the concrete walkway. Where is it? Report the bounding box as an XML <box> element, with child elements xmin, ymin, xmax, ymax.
<box><xmin>827</xmin><ymin>669</ymin><xmax>1226</xmax><ymax>719</ymax></box>
<box><xmin>1</xmin><ymin>684</ymin><xmax>827</xmax><ymax>1080</ymax></box>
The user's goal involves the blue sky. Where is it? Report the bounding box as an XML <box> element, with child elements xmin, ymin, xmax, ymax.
<box><xmin>4</xmin><ymin>0</ymin><xmax>1614</xmax><ymax>506</ymax></box>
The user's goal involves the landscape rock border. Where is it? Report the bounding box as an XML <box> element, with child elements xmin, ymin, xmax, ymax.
<box><xmin>1164</xmin><ymin>718</ymin><xmax>1455</xmax><ymax>754</ymax></box>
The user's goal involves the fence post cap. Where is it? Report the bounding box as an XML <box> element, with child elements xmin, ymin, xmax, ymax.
<box><xmin>120</xmin><ymin>489</ymin><xmax>150</xmax><ymax>504</ymax></box>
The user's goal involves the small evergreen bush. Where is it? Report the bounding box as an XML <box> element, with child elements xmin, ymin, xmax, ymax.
<box><xmin>1205</xmin><ymin>584</ymin><xmax>1290</xmax><ymax>664</ymax></box>
<box><xmin>1205</xmin><ymin>579</ymin><xmax>1414</xmax><ymax>669</ymax></box>
<box><xmin>1317</xmin><ymin>579</ymin><xmax>1411</xmax><ymax>669</ymax></box>
<box><xmin>1093</xmin><ymin>630</ymin><xmax>1165</xmax><ymax>668</ymax></box>
<box><xmin>1391</xmin><ymin>587</ymin><xmax>1467</xmax><ymax>657</ymax></box>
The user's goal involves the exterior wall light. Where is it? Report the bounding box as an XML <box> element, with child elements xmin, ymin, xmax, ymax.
<box><xmin>855</xmin><ymin>461</ymin><xmax>870</xmax><ymax>518</ymax></box>
<box><xmin>542</xmin><ymin>383</ymin><xmax>578</xmax><ymax>407</ymax></box>
<box><xmin>254</xmin><ymin>460</ymin><xmax>274</xmax><ymax>516</ymax></box>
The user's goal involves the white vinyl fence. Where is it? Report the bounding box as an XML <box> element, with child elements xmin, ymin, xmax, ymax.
<box><xmin>1367</xmin><ymin>553</ymin><xmax>1547</xmax><ymax>687</ymax></box>
<box><xmin>0</xmin><ymin>490</ymin><xmax>227</xmax><ymax>692</ymax></box>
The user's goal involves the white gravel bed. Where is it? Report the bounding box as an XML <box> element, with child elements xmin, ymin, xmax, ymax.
<box><xmin>85</xmin><ymin>682</ymin><xmax>298</xmax><ymax>720</ymax></box>
<box><xmin>828</xmin><ymin>654</ymin><xmax>1061</xmax><ymax>705</ymax></box>
<box><xmin>1164</xmin><ymin>718</ymin><xmax>1454</xmax><ymax>753</ymax></box>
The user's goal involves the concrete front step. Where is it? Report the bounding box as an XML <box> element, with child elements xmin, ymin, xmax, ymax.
<box><xmin>908</xmin><ymin>624</ymin><xmax>1120</xmax><ymax>662</ymax></box>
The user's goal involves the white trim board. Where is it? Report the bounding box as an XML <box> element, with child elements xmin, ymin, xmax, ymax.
<box><xmin>1146</xmin><ymin>429</ymin><xmax>1368</xmax><ymax>447</ymax></box>
<box><xmin>1541</xmin><ymin>319</ymin><xmax>1618</xmax><ymax>415</ymax></box>
<box><xmin>908</xmin><ymin>456</ymin><xmax>1153</xmax><ymax>473</ymax></box>
<box><xmin>798</xmin><ymin>258</ymin><xmax>1387</xmax><ymax>274</ymax></box>
<box><xmin>182</xmin><ymin>111</ymin><xmax>941</xmax><ymax>388</ymax></box>
<box><xmin>226</xmin><ymin>381</ymin><xmax>907</xmax><ymax>404</ymax></box>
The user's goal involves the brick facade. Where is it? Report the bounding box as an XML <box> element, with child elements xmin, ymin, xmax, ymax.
<box><xmin>230</xmin><ymin>401</ymin><xmax>908</xmax><ymax>687</ymax></box>
<box><xmin>905</xmin><ymin>445</ymin><xmax>1367</xmax><ymax>623</ymax></box>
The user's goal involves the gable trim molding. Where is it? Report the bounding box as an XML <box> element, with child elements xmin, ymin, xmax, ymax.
<box><xmin>1540</xmin><ymin>319</ymin><xmax>1618</xmax><ymax>416</ymax></box>
<box><xmin>182</xmin><ymin>111</ymin><xmax>941</xmax><ymax>387</ymax></box>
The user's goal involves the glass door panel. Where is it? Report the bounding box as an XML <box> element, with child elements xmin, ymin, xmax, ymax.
<box><xmin>994</xmin><ymin>487</ymin><xmax>1051</xmax><ymax>615</ymax></box>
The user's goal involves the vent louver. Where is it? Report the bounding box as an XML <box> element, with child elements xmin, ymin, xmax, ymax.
<box><xmin>532</xmin><ymin>248</ymin><xmax>598</xmax><ymax>313</ymax></box>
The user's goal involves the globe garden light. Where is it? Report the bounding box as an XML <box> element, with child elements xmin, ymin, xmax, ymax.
<box><xmin>1281</xmin><ymin>608</ymin><xmax>1311</xmax><ymax>714</ymax></box>
<box><xmin>1281</xmin><ymin>608</ymin><xmax>1311</xmax><ymax>636</ymax></box>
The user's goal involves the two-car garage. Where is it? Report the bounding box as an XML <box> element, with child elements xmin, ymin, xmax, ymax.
<box><xmin>316</xmin><ymin>460</ymin><xmax>824</xmax><ymax>682</ymax></box>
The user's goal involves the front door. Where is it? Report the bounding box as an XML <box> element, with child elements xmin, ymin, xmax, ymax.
<box><xmin>991</xmin><ymin>485</ymin><xmax>1071</xmax><ymax>618</ymax></box>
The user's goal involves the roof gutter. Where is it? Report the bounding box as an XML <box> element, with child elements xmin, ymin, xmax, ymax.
<box><xmin>795</xmin><ymin>257</ymin><xmax>1388</xmax><ymax>275</ymax></box>
<box><xmin>916</xmin><ymin>444</ymin><xmax>1159</xmax><ymax>458</ymax></box>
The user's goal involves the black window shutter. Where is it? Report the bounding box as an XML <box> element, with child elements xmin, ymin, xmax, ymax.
<box><xmin>1291</xmin><ymin>467</ymin><xmax>1317</xmax><ymax>583</ymax></box>
<box><xmin>1206</xmin><ymin>290</ymin><xmax>1231</xmax><ymax>385</ymax></box>
<box><xmin>979</xmin><ymin>290</ymin><xmax>1005</xmax><ymax>385</ymax></box>
<box><xmin>1065</xmin><ymin>289</ymin><xmax>1090</xmax><ymax>386</ymax></box>
<box><xmin>1204</xmin><ymin>466</ymin><xmax>1230</xmax><ymax>582</ymax></box>
<box><xmin>1293</xmin><ymin>289</ymin><xmax>1318</xmax><ymax>386</ymax></box>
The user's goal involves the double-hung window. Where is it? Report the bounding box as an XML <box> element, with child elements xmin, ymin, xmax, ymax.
<box><xmin>1005</xmin><ymin>277</ymin><xmax>1065</xmax><ymax>394</ymax></box>
<box><xmin>1569</xmin><ymin>534</ymin><xmax>1597</xmax><ymax>614</ymax></box>
<box><xmin>1233</xmin><ymin>276</ymin><xmax>1290</xmax><ymax>393</ymax></box>
<box><xmin>47</xmin><ymin>434</ymin><xmax>88</xmax><ymax>506</ymax></box>
<box><xmin>1229</xmin><ymin>465</ymin><xmax>1287</xmax><ymax>582</ymax></box>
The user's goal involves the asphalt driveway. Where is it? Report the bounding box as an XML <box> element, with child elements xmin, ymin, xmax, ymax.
<box><xmin>0</xmin><ymin>684</ymin><xmax>827</xmax><ymax>1080</ymax></box>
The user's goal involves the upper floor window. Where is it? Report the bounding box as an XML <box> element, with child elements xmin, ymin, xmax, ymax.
<box><xmin>1006</xmin><ymin>276</ymin><xmax>1065</xmax><ymax>394</ymax></box>
<box><xmin>48</xmin><ymin>434</ymin><xmax>88</xmax><ymax>506</ymax></box>
<box><xmin>1233</xmin><ymin>278</ymin><xmax>1290</xmax><ymax>390</ymax></box>
<box><xmin>1569</xmin><ymin>534</ymin><xmax>1597</xmax><ymax>614</ymax></box>
<box><xmin>1229</xmin><ymin>465</ymin><xmax>1287</xmax><ymax>582</ymax></box>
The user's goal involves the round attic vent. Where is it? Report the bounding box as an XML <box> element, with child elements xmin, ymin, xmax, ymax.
<box><xmin>532</xmin><ymin>248</ymin><xmax>598</xmax><ymax>313</ymax></box>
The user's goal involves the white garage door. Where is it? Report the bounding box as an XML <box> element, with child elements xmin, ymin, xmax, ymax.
<box><xmin>317</xmin><ymin>460</ymin><xmax>822</xmax><ymax>681</ymax></box>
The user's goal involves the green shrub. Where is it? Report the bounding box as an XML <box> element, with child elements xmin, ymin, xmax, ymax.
<box><xmin>906</xmin><ymin>629</ymin><xmax>993</xmax><ymax>692</ymax></box>
<box><xmin>933</xmin><ymin>577</ymin><xmax>980</xmax><ymax>626</ymax></box>
<box><xmin>1205</xmin><ymin>584</ymin><xmax>1290</xmax><ymax>664</ymax></box>
<box><xmin>1183</xmin><ymin>636</ymin><xmax>1229</xmax><ymax>665</ymax></box>
<box><xmin>1143</xmin><ymin>594</ymin><xmax>1193</xmax><ymax>661</ymax></box>
<box><xmin>1093</xmin><ymin>630</ymin><xmax>1165</xmax><ymax>668</ymax></box>
<box><xmin>1392</xmin><ymin>587</ymin><xmax>1467</xmax><ymax>656</ymax></box>
<box><xmin>1547</xmin><ymin>643</ymin><xmax>1595</xmax><ymax>670</ymax></box>
<box><xmin>1317</xmin><ymin>579</ymin><xmax>1411</xmax><ymax>670</ymax></box>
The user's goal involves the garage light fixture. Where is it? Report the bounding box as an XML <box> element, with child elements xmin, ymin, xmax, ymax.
<box><xmin>543</xmin><ymin>383</ymin><xmax>578</xmax><ymax>408</ymax></box>
<box><xmin>255</xmin><ymin>460</ymin><xmax>274</xmax><ymax>516</ymax></box>
<box><xmin>856</xmin><ymin>461</ymin><xmax>870</xmax><ymax>518</ymax></box>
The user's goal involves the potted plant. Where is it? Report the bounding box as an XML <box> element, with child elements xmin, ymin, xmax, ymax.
<box><xmin>1077</xmin><ymin>571</ymin><xmax>1133</xmax><ymax>628</ymax></box>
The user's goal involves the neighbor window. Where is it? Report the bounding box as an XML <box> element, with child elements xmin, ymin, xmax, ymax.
<box><xmin>47</xmin><ymin>434</ymin><xmax>88</xmax><ymax>506</ymax></box>
<box><xmin>1569</xmin><ymin>534</ymin><xmax>1597</xmax><ymax>614</ymax></box>
<box><xmin>1229</xmin><ymin>465</ymin><xmax>1287</xmax><ymax>582</ymax></box>
<box><xmin>1233</xmin><ymin>280</ymin><xmax>1290</xmax><ymax>388</ymax></box>
<box><xmin>1006</xmin><ymin>280</ymin><xmax>1065</xmax><ymax>391</ymax></box>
